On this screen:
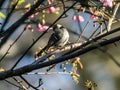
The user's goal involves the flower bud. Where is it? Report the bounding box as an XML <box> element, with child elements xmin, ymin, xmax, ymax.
<box><xmin>48</xmin><ymin>6</ymin><xmax>56</xmax><ymax>13</ymax></box>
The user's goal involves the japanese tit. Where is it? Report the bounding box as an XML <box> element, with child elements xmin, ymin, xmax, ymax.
<box><xmin>35</xmin><ymin>24</ymin><xmax>69</xmax><ymax>59</ymax></box>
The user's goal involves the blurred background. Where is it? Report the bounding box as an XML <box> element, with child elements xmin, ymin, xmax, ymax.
<box><xmin>0</xmin><ymin>0</ymin><xmax>120</xmax><ymax>90</ymax></box>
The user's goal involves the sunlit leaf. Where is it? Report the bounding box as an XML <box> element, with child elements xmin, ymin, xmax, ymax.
<box><xmin>12</xmin><ymin>0</ymin><xmax>25</xmax><ymax>6</ymax></box>
<box><xmin>42</xmin><ymin>88</ymin><xmax>46</xmax><ymax>90</ymax></box>
<box><xmin>0</xmin><ymin>12</ymin><xmax>5</xmax><ymax>18</ymax></box>
<box><xmin>0</xmin><ymin>67</ymin><xmax>5</xmax><ymax>72</ymax></box>
<box><xmin>24</xmin><ymin>3</ymin><xmax>31</xmax><ymax>8</ymax></box>
<box><xmin>85</xmin><ymin>80</ymin><xmax>97</xmax><ymax>90</ymax></box>
<box><xmin>48</xmin><ymin>55</ymin><xmax>55</xmax><ymax>60</ymax></box>
<box><xmin>72</xmin><ymin>75</ymin><xmax>79</xmax><ymax>84</ymax></box>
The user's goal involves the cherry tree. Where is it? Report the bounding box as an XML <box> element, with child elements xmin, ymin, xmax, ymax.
<box><xmin>0</xmin><ymin>0</ymin><xmax>120</xmax><ymax>90</ymax></box>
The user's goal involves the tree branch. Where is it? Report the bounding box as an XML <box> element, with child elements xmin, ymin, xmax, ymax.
<box><xmin>0</xmin><ymin>24</ymin><xmax>27</xmax><ymax>62</ymax></box>
<box><xmin>65</xmin><ymin>27</ymin><xmax>120</xmax><ymax>55</ymax></box>
<box><xmin>0</xmin><ymin>32</ymin><xmax>120</xmax><ymax>80</ymax></box>
<box><xmin>4</xmin><ymin>79</ymin><xmax>22</xmax><ymax>89</ymax></box>
<box><xmin>107</xmin><ymin>3</ymin><xmax>120</xmax><ymax>31</ymax></box>
<box><xmin>0</xmin><ymin>0</ymin><xmax>45</xmax><ymax>47</ymax></box>
<box><xmin>20</xmin><ymin>75</ymin><xmax>39</xmax><ymax>90</ymax></box>
<box><xmin>0</xmin><ymin>0</ymin><xmax>6</xmax><ymax>9</ymax></box>
<box><xmin>0</xmin><ymin>0</ymin><xmax>19</xmax><ymax>32</ymax></box>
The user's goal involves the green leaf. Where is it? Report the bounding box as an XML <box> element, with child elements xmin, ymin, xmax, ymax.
<box><xmin>17</xmin><ymin>0</ymin><xmax>25</xmax><ymax>5</ymax></box>
<box><xmin>0</xmin><ymin>12</ymin><xmax>5</xmax><ymax>18</ymax></box>
<box><xmin>12</xmin><ymin>0</ymin><xmax>25</xmax><ymax>6</ymax></box>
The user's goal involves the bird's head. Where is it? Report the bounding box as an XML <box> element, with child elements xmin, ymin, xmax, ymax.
<box><xmin>53</xmin><ymin>24</ymin><xmax>64</xmax><ymax>32</ymax></box>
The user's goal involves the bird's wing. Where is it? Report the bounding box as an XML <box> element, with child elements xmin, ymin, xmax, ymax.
<box><xmin>47</xmin><ymin>33</ymin><xmax>61</xmax><ymax>47</ymax></box>
<box><xmin>35</xmin><ymin>33</ymin><xmax>61</xmax><ymax>59</ymax></box>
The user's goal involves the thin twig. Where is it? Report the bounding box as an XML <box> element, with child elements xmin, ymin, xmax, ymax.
<box><xmin>0</xmin><ymin>25</ymin><xmax>27</xmax><ymax>62</ymax></box>
<box><xmin>107</xmin><ymin>3</ymin><xmax>120</xmax><ymax>31</ymax></box>
<box><xmin>0</xmin><ymin>0</ymin><xmax>6</xmax><ymax>9</ymax></box>
<box><xmin>76</xmin><ymin>19</ymin><xmax>91</xmax><ymax>42</ymax></box>
<box><xmin>102</xmin><ymin>50</ymin><xmax>120</xmax><ymax>66</ymax></box>
<box><xmin>0</xmin><ymin>0</ymin><xmax>45</xmax><ymax>47</ymax></box>
<box><xmin>49</xmin><ymin>42</ymin><xmax>83</xmax><ymax>54</ymax></box>
<box><xmin>83</xmin><ymin>36</ymin><xmax>120</xmax><ymax>67</ymax></box>
<box><xmin>88</xmin><ymin>25</ymin><xmax>101</xmax><ymax>39</ymax></box>
<box><xmin>1</xmin><ymin>0</ymin><xmax>19</xmax><ymax>32</ymax></box>
<box><xmin>60</xmin><ymin>0</ymin><xmax>68</xmax><ymax>18</ymax></box>
<box><xmin>12</xmin><ymin>77</ymin><xmax>28</xmax><ymax>90</ymax></box>
<box><xmin>4</xmin><ymin>79</ymin><xmax>22</xmax><ymax>89</ymax></box>
<box><xmin>20</xmin><ymin>75</ymin><xmax>39</xmax><ymax>90</ymax></box>
<box><xmin>26</xmin><ymin>72</ymin><xmax>70</xmax><ymax>75</ymax></box>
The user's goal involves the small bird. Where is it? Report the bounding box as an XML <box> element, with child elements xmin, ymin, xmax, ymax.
<box><xmin>35</xmin><ymin>24</ymin><xmax>69</xmax><ymax>60</ymax></box>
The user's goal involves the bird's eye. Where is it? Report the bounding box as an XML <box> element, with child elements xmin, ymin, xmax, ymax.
<box><xmin>60</xmin><ymin>26</ymin><xmax>64</xmax><ymax>29</ymax></box>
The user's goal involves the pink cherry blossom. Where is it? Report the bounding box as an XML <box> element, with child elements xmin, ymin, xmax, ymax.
<box><xmin>37</xmin><ymin>23</ymin><xmax>50</xmax><ymax>32</ymax></box>
<box><xmin>72</xmin><ymin>15</ymin><xmax>77</xmax><ymax>21</ymax></box>
<box><xmin>26</xmin><ymin>10</ymin><xmax>38</xmax><ymax>18</ymax></box>
<box><xmin>34</xmin><ymin>12</ymin><xmax>39</xmax><ymax>16</ymax></box>
<box><xmin>48</xmin><ymin>6</ymin><xmax>56</xmax><ymax>13</ymax></box>
<box><xmin>72</xmin><ymin>15</ymin><xmax>84</xmax><ymax>22</ymax></box>
<box><xmin>47</xmin><ymin>0</ymin><xmax>51</xmax><ymax>4</ymax></box>
<box><xmin>37</xmin><ymin>23</ymin><xmax>43</xmax><ymax>31</ymax></box>
<box><xmin>77</xmin><ymin>15</ymin><xmax>84</xmax><ymax>22</ymax></box>
<box><xmin>42</xmin><ymin>25</ymin><xmax>49</xmax><ymax>30</ymax></box>
<box><xmin>30</xmin><ymin>14</ymin><xmax>35</xmax><ymax>18</ymax></box>
<box><xmin>100</xmin><ymin>0</ymin><xmax>113</xmax><ymax>7</ymax></box>
<box><xmin>47</xmin><ymin>0</ymin><xmax>56</xmax><ymax>13</ymax></box>
<box><xmin>27</xmin><ymin>25</ymin><xmax>34</xmax><ymax>32</ymax></box>
<box><xmin>90</xmin><ymin>15</ymin><xmax>98</xmax><ymax>20</ymax></box>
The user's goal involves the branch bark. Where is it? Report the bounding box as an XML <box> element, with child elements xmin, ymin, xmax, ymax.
<box><xmin>0</xmin><ymin>0</ymin><xmax>6</xmax><ymax>9</ymax></box>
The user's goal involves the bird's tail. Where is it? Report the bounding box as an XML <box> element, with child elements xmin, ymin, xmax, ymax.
<box><xmin>34</xmin><ymin>45</ymin><xmax>49</xmax><ymax>60</ymax></box>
